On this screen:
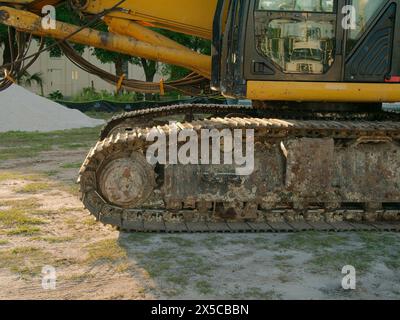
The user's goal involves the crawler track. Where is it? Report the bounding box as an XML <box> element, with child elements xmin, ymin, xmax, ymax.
<box><xmin>79</xmin><ymin>104</ymin><xmax>400</xmax><ymax>232</ymax></box>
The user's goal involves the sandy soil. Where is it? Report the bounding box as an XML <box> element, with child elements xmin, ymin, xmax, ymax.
<box><xmin>0</xmin><ymin>148</ymin><xmax>399</xmax><ymax>300</ymax></box>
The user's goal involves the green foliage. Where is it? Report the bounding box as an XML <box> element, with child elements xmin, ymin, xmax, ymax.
<box><xmin>91</xmin><ymin>22</ymin><xmax>138</xmax><ymax>76</ymax></box>
<box><xmin>0</xmin><ymin>24</ymin><xmax>8</xmax><ymax>47</ymax></box>
<box><xmin>71</xmin><ymin>87</ymin><xmax>138</xmax><ymax>102</ymax></box>
<box><xmin>48</xmin><ymin>90</ymin><xmax>63</xmax><ymax>100</ymax></box>
<box><xmin>17</xmin><ymin>71</ymin><xmax>45</xmax><ymax>95</ymax></box>
<box><xmin>157</xmin><ymin>29</ymin><xmax>211</xmax><ymax>80</ymax></box>
<box><xmin>44</xmin><ymin>3</ymin><xmax>85</xmax><ymax>57</ymax></box>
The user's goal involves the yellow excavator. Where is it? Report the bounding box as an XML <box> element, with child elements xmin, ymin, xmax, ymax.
<box><xmin>0</xmin><ymin>0</ymin><xmax>400</xmax><ymax>232</ymax></box>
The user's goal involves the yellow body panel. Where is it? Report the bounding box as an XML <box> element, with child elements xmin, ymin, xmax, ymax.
<box><xmin>104</xmin><ymin>17</ymin><xmax>193</xmax><ymax>52</ymax></box>
<box><xmin>0</xmin><ymin>0</ymin><xmax>218</xmax><ymax>39</ymax></box>
<box><xmin>247</xmin><ymin>81</ymin><xmax>400</xmax><ymax>103</ymax></box>
<box><xmin>83</xmin><ymin>0</ymin><xmax>218</xmax><ymax>39</ymax></box>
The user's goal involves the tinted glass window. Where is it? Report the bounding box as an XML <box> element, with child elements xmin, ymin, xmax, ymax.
<box><xmin>347</xmin><ymin>0</ymin><xmax>387</xmax><ymax>53</ymax></box>
<box><xmin>257</xmin><ymin>0</ymin><xmax>334</xmax><ymax>13</ymax></box>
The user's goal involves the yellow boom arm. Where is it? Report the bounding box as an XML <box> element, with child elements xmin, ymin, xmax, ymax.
<box><xmin>0</xmin><ymin>0</ymin><xmax>217</xmax><ymax>78</ymax></box>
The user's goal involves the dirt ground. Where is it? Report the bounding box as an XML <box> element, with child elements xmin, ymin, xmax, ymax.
<box><xmin>0</xmin><ymin>126</ymin><xmax>399</xmax><ymax>300</ymax></box>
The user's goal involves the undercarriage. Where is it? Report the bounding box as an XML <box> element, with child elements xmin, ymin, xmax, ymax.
<box><xmin>78</xmin><ymin>104</ymin><xmax>400</xmax><ymax>232</ymax></box>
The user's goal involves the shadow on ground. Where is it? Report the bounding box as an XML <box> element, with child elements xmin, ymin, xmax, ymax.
<box><xmin>117</xmin><ymin>231</ymin><xmax>400</xmax><ymax>300</ymax></box>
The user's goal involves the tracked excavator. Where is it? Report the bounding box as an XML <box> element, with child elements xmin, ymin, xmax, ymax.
<box><xmin>1</xmin><ymin>0</ymin><xmax>400</xmax><ymax>232</ymax></box>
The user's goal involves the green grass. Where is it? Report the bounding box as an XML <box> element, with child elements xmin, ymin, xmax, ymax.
<box><xmin>0</xmin><ymin>172</ymin><xmax>43</xmax><ymax>182</ymax></box>
<box><xmin>0</xmin><ymin>172</ymin><xmax>23</xmax><ymax>182</ymax></box>
<box><xmin>86</xmin><ymin>239</ymin><xmax>127</xmax><ymax>264</ymax></box>
<box><xmin>14</xmin><ymin>182</ymin><xmax>51</xmax><ymax>193</ymax></box>
<box><xmin>131</xmin><ymin>245</ymin><xmax>215</xmax><ymax>295</ymax></box>
<box><xmin>0</xmin><ymin>198</ymin><xmax>41</xmax><ymax>211</ymax></box>
<box><xmin>230</xmin><ymin>287</ymin><xmax>282</xmax><ymax>300</ymax></box>
<box><xmin>165</xmin><ymin>236</ymin><xmax>195</xmax><ymax>247</ymax></box>
<box><xmin>309</xmin><ymin>250</ymin><xmax>373</xmax><ymax>273</ymax></box>
<box><xmin>6</xmin><ymin>225</ymin><xmax>41</xmax><ymax>236</ymax></box>
<box><xmin>0</xmin><ymin>126</ymin><xmax>101</xmax><ymax>161</ymax></box>
<box><xmin>0</xmin><ymin>207</ymin><xmax>44</xmax><ymax>228</ymax></box>
<box><xmin>59</xmin><ymin>183</ymin><xmax>80</xmax><ymax>196</ymax></box>
<box><xmin>83</xmin><ymin>217</ymin><xmax>98</xmax><ymax>226</ymax></box>
<box><xmin>44</xmin><ymin>170</ymin><xmax>59</xmax><ymax>177</ymax></box>
<box><xmin>276</xmin><ymin>232</ymin><xmax>350</xmax><ymax>251</ymax></box>
<box><xmin>36</xmin><ymin>236</ymin><xmax>74</xmax><ymax>243</ymax></box>
<box><xmin>303</xmin><ymin>232</ymin><xmax>400</xmax><ymax>274</ymax></box>
<box><xmin>0</xmin><ymin>246</ymin><xmax>54</xmax><ymax>277</ymax></box>
<box><xmin>60</xmin><ymin>162</ymin><xmax>82</xmax><ymax>169</ymax></box>
<box><xmin>0</xmin><ymin>240</ymin><xmax>9</xmax><ymax>245</ymax></box>
<box><xmin>202</xmin><ymin>235</ymin><xmax>225</xmax><ymax>250</ymax></box>
<box><xmin>195</xmin><ymin>280</ymin><xmax>213</xmax><ymax>295</ymax></box>
<box><xmin>0</xmin><ymin>198</ymin><xmax>45</xmax><ymax>236</ymax></box>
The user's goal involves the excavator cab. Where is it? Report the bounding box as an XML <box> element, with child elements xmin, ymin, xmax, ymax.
<box><xmin>213</xmin><ymin>0</ymin><xmax>400</xmax><ymax>101</ymax></box>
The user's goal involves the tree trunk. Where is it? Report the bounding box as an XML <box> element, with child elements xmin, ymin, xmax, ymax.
<box><xmin>115</xmin><ymin>57</ymin><xmax>124</xmax><ymax>77</ymax></box>
<box><xmin>114</xmin><ymin>57</ymin><xmax>128</xmax><ymax>95</ymax></box>
<box><xmin>141</xmin><ymin>58</ymin><xmax>157</xmax><ymax>101</ymax></box>
<box><xmin>2</xmin><ymin>43</ymin><xmax>11</xmax><ymax>65</ymax></box>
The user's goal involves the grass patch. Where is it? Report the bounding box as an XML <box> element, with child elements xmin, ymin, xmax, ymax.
<box><xmin>195</xmin><ymin>280</ymin><xmax>213</xmax><ymax>295</ymax></box>
<box><xmin>309</xmin><ymin>250</ymin><xmax>372</xmax><ymax>273</ymax></box>
<box><xmin>203</xmin><ymin>235</ymin><xmax>225</xmax><ymax>249</ymax></box>
<box><xmin>115</xmin><ymin>262</ymin><xmax>130</xmax><ymax>273</ymax></box>
<box><xmin>0</xmin><ymin>172</ymin><xmax>22</xmax><ymax>182</ymax></box>
<box><xmin>83</xmin><ymin>217</ymin><xmax>98</xmax><ymax>226</ymax></box>
<box><xmin>44</xmin><ymin>170</ymin><xmax>59</xmax><ymax>177</ymax></box>
<box><xmin>7</xmin><ymin>225</ymin><xmax>41</xmax><ymax>236</ymax></box>
<box><xmin>59</xmin><ymin>183</ymin><xmax>80</xmax><ymax>196</ymax></box>
<box><xmin>165</xmin><ymin>236</ymin><xmax>195</xmax><ymax>247</ymax></box>
<box><xmin>230</xmin><ymin>287</ymin><xmax>282</xmax><ymax>300</ymax></box>
<box><xmin>306</xmin><ymin>232</ymin><xmax>400</xmax><ymax>274</ymax></box>
<box><xmin>137</xmin><ymin>247</ymin><xmax>214</xmax><ymax>292</ymax></box>
<box><xmin>0</xmin><ymin>172</ymin><xmax>43</xmax><ymax>182</ymax></box>
<box><xmin>0</xmin><ymin>246</ymin><xmax>53</xmax><ymax>278</ymax></box>
<box><xmin>15</xmin><ymin>182</ymin><xmax>51</xmax><ymax>194</ymax></box>
<box><xmin>38</xmin><ymin>236</ymin><xmax>74</xmax><ymax>243</ymax></box>
<box><xmin>0</xmin><ymin>239</ymin><xmax>9</xmax><ymax>245</ymax></box>
<box><xmin>274</xmin><ymin>254</ymin><xmax>294</xmax><ymax>261</ymax></box>
<box><xmin>132</xmin><ymin>246</ymin><xmax>213</xmax><ymax>289</ymax></box>
<box><xmin>0</xmin><ymin>127</ymin><xmax>101</xmax><ymax>161</ymax></box>
<box><xmin>86</xmin><ymin>239</ymin><xmax>127</xmax><ymax>265</ymax></box>
<box><xmin>63</xmin><ymin>272</ymin><xmax>96</xmax><ymax>282</ymax></box>
<box><xmin>126</xmin><ymin>233</ymin><xmax>154</xmax><ymax>245</ymax></box>
<box><xmin>0</xmin><ymin>198</ymin><xmax>45</xmax><ymax>235</ymax></box>
<box><xmin>357</xmin><ymin>232</ymin><xmax>400</xmax><ymax>271</ymax></box>
<box><xmin>0</xmin><ymin>198</ymin><xmax>41</xmax><ymax>211</ymax></box>
<box><xmin>0</xmin><ymin>207</ymin><xmax>44</xmax><ymax>228</ymax></box>
<box><xmin>60</xmin><ymin>162</ymin><xmax>82</xmax><ymax>169</ymax></box>
<box><xmin>276</xmin><ymin>232</ymin><xmax>350</xmax><ymax>251</ymax></box>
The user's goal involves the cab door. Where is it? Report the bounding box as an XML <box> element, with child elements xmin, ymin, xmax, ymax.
<box><xmin>244</xmin><ymin>0</ymin><xmax>345</xmax><ymax>82</ymax></box>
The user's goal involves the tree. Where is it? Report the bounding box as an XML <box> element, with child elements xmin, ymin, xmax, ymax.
<box><xmin>0</xmin><ymin>24</ymin><xmax>13</xmax><ymax>66</ymax></box>
<box><xmin>43</xmin><ymin>3</ymin><xmax>85</xmax><ymax>57</ymax></box>
<box><xmin>17</xmin><ymin>71</ymin><xmax>45</xmax><ymax>96</ymax></box>
<box><xmin>92</xmin><ymin>22</ymin><xmax>159</xmax><ymax>100</ymax></box>
<box><xmin>157</xmin><ymin>29</ymin><xmax>211</xmax><ymax>80</ymax></box>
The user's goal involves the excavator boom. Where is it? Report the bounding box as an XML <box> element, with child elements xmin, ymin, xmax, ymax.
<box><xmin>0</xmin><ymin>0</ymin><xmax>218</xmax><ymax>38</ymax></box>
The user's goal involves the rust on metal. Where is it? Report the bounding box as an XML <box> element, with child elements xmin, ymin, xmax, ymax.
<box><xmin>78</xmin><ymin>104</ymin><xmax>400</xmax><ymax>232</ymax></box>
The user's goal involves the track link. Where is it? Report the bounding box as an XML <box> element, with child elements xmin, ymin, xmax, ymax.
<box><xmin>80</xmin><ymin>107</ymin><xmax>400</xmax><ymax>232</ymax></box>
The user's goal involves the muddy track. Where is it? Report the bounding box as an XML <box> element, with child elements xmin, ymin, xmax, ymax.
<box><xmin>99</xmin><ymin>103</ymin><xmax>400</xmax><ymax>140</ymax></box>
<box><xmin>80</xmin><ymin>104</ymin><xmax>400</xmax><ymax>232</ymax></box>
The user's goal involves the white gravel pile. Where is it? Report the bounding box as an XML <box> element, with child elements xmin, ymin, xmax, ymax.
<box><xmin>0</xmin><ymin>84</ymin><xmax>104</xmax><ymax>132</ymax></box>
